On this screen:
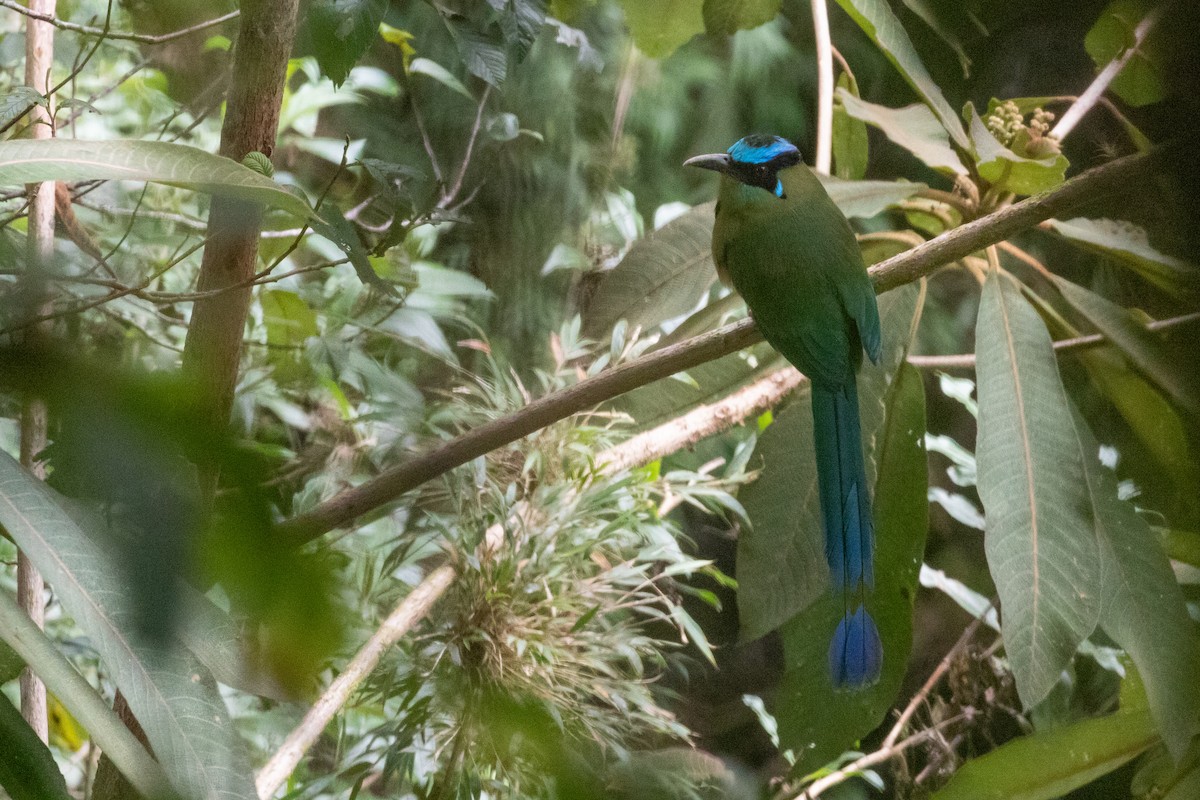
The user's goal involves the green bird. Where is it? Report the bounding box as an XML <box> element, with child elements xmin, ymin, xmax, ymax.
<box><xmin>685</xmin><ymin>134</ymin><xmax>883</xmax><ymax>688</ymax></box>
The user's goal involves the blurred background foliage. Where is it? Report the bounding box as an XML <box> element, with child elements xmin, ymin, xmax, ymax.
<box><xmin>1</xmin><ymin>0</ymin><xmax>1198</xmax><ymax>798</ymax></box>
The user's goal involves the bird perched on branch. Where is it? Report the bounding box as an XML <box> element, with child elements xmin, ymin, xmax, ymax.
<box><xmin>685</xmin><ymin>135</ymin><xmax>882</xmax><ymax>688</ymax></box>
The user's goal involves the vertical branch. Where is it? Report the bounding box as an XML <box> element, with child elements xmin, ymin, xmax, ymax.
<box><xmin>19</xmin><ymin>0</ymin><xmax>57</xmax><ymax>745</ymax></box>
<box><xmin>181</xmin><ymin>0</ymin><xmax>300</xmax><ymax>445</ymax></box>
<box><xmin>811</xmin><ymin>0</ymin><xmax>834</xmax><ymax>174</ymax></box>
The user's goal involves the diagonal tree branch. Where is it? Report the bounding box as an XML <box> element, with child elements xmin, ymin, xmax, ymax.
<box><xmin>275</xmin><ymin>144</ymin><xmax>1180</xmax><ymax>545</ymax></box>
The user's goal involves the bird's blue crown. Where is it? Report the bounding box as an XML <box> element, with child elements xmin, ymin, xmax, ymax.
<box><xmin>727</xmin><ymin>134</ymin><xmax>799</xmax><ymax>165</ymax></box>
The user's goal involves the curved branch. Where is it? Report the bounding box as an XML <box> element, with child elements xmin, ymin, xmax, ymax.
<box><xmin>275</xmin><ymin>144</ymin><xmax>1179</xmax><ymax>545</ymax></box>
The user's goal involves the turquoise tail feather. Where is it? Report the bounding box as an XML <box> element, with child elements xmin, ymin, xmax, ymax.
<box><xmin>812</xmin><ymin>382</ymin><xmax>881</xmax><ymax>688</ymax></box>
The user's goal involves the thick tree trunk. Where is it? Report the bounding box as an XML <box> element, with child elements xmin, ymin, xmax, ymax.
<box><xmin>182</xmin><ymin>0</ymin><xmax>300</xmax><ymax>437</ymax></box>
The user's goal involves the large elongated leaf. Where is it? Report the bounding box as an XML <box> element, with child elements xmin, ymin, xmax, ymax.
<box><xmin>737</xmin><ymin>283</ymin><xmax>922</xmax><ymax>642</ymax></box>
<box><xmin>0</xmin><ymin>690</ymin><xmax>71</xmax><ymax>800</ymax></box>
<box><xmin>583</xmin><ymin>202</ymin><xmax>716</xmax><ymax>340</ymax></box>
<box><xmin>818</xmin><ymin>176</ymin><xmax>926</xmax><ymax>219</ymax></box>
<box><xmin>1053</xmin><ymin>276</ymin><xmax>1198</xmax><ymax>412</ymax></box>
<box><xmin>832</xmin><ymin>0</ymin><xmax>969</xmax><ymax>147</ymax></box>
<box><xmin>0</xmin><ymin>453</ymin><xmax>256</xmax><ymax>800</ymax></box>
<box><xmin>1070</xmin><ymin>406</ymin><xmax>1200</xmax><ymax>760</ymax></box>
<box><xmin>974</xmin><ymin>273</ymin><xmax>1101</xmax><ymax>707</ymax></box>
<box><xmin>1046</xmin><ymin>217</ymin><xmax>1200</xmax><ymax>299</ymax></box>
<box><xmin>0</xmin><ymin>139</ymin><xmax>316</xmax><ymax>220</ymax></box>
<box><xmin>776</xmin><ymin>360</ymin><xmax>927</xmax><ymax>770</ymax></box>
<box><xmin>932</xmin><ymin>666</ymin><xmax>1158</xmax><ymax>800</ymax></box>
<box><xmin>618</xmin><ymin>0</ymin><xmax>704</xmax><ymax>58</ymax></box>
<box><xmin>839</xmin><ymin>92</ymin><xmax>966</xmax><ymax>174</ymax></box>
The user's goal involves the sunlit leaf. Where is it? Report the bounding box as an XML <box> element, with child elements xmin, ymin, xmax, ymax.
<box><xmin>932</xmin><ymin>665</ymin><xmax>1158</xmax><ymax>800</ymax></box>
<box><xmin>408</xmin><ymin>57</ymin><xmax>475</xmax><ymax>101</ymax></box>
<box><xmin>974</xmin><ymin>272</ymin><xmax>1101</xmax><ymax>707</ymax></box>
<box><xmin>0</xmin><ymin>139</ymin><xmax>316</xmax><ymax>220</ymax></box>
<box><xmin>619</xmin><ymin>0</ymin><xmax>704</xmax><ymax>58</ymax></box>
<box><xmin>832</xmin><ymin>0</ymin><xmax>970</xmax><ymax>147</ymax></box>
<box><xmin>838</xmin><ymin>91</ymin><xmax>966</xmax><ymax>174</ymax></box>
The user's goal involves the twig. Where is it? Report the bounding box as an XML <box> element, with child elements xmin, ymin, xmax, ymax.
<box><xmin>1051</xmin><ymin>5</ymin><xmax>1162</xmax><ymax>140</ymax></box>
<box><xmin>440</xmin><ymin>85</ymin><xmax>492</xmax><ymax>208</ymax></box>
<box><xmin>273</xmin><ymin>145</ymin><xmax>1178</xmax><ymax>544</ymax></box>
<box><xmin>810</xmin><ymin>0</ymin><xmax>834</xmax><ymax>174</ymax></box>
<box><xmin>797</xmin><ymin>711</ymin><xmax>975</xmax><ymax>799</ymax></box>
<box><xmin>254</xmin><ymin>564</ymin><xmax>457</xmax><ymax>799</ymax></box>
<box><xmin>0</xmin><ymin>0</ymin><xmax>239</xmax><ymax>45</ymax></box>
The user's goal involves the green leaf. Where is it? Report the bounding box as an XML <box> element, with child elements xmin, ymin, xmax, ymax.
<box><xmin>819</xmin><ymin>176</ymin><xmax>926</xmax><ymax>219</ymax></box>
<box><xmin>775</xmin><ymin>359</ymin><xmax>928</xmax><ymax>770</ymax></box>
<box><xmin>583</xmin><ymin>202</ymin><xmax>716</xmax><ymax>340</ymax></box>
<box><xmin>451</xmin><ymin>26</ymin><xmax>508</xmax><ymax>85</ymax></box>
<box><xmin>0</xmin><ymin>453</ymin><xmax>257</xmax><ymax>800</ymax></box>
<box><xmin>702</xmin><ymin>0</ymin><xmax>782</xmax><ymax>36</ymax></box>
<box><xmin>309</xmin><ymin>201</ymin><xmax>395</xmax><ymax>293</ymax></box>
<box><xmin>832</xmin><ymin>74</ymin><xmax>869</xmax><ymax>180</ymax></box>
<box><xmin>931</xmin><ymin>666</ymin><xmax>1159</xmax><ymax>800</ymax></box>
<box><xmin>0</xmin><ymin>87</ymin><xmax>45</xmax><ymax>130</ymax></box>
<box><xmin>974</xmin><ymin>272</ymin><xmax>1101</xmax><ymax>707</ymax></box>
<box><xmin>900</xmin><ymin>0</ymin><xmax>971</xmax><ymax>77</ymax></box>
<box><xmin>832</xmin><ymin>0</ymin><xmax>970</xmax><ymax>147</ymax></box>
<box><xmin>1046</xmin><ymin>217</ymin><xmax>1200</xmax><ymax>299</ymax></box>
<box><xmin>0</xmin><ymin>691</ymin><xmax>70</xmax><ymax>800</ymax></box>
<box><xmin>1053</xmin><ymin>275</ymin><xmax>1198</xmax><ymax>412</ymax></box>
<box><xmin>1070</xmin><ymin>405</ymin><xmax>1200</xmax><ymax>760</ymax></box>
<box><xmin>1085</xmin><ymin>0</ymin><xmax>1165</xmax><ymax>107</ymax></box>
<box><xmin>966</xmin><ymin>104</ymin><xmax>1068</xmax><ymax>196</ymax></box>
<box><xmin>261</xmin><ymin>290</ymin><xmax>319</xmax><ymax>349</ymax></box>
<box><xmin>619</xmin><ymin>0</ymin><xmax>704</xmax><ymax>58</ymax></box>
<box><xmin>408</xmin><ymin>57</ymin><xmax>475</xmax><ymax>101</ymax></box>
<box><xmin>738</xmin><ymin>283</ymin><xmax>923</xmax><ymax>643</ymax></box>
<box><xmin>0</xmin><ymin>591</ymin><xmax>168</xmax><ymax>797</ymax></box>
<box><xmin>0</xmin><ymin>637</ymin><xmax>22</xmax><ymax>683</ymax></box>
<box><xmin>838</xmin><ymin>91</ymin><xmax>966</xmax><ymax>174</ymax></box>
<box><xmin>306</xmin><ymin>0</ymin><xmax>388</xmax><ymax>87</ymax></box>
<box><xmin>0</xmin><ymin>139</ymin><xmax>317</xmax><ymax>221</ymax></box>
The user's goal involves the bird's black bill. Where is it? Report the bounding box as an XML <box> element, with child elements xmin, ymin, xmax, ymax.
<box><xmin>683</xmin><ymin>153</ymin><xmax>732</xmax><ymax>173</ymax></box>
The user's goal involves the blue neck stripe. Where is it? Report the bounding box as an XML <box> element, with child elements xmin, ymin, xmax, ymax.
<box><xmin>727</xmin><ymin>137</ymin><xmax>797</xmax><ymax>165</ymax></box>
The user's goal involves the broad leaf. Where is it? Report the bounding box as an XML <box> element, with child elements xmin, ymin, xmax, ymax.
<box><xmin>819</xmin><ymin>176</ymin><xmax>926</xmax><ymax>219</ymax></box>
<box><xmin>619</xmin><ymin>0</ymin><xmax>704</xmax><ymax>58</ymax></box>
<box><xmin>1084</xmin><ymin>0</ymin><xmax>1165</xmax><ymax>107</ymax></box>
<box><xmin>839</xmin><ymin>91</ymin><xmax>966</xmax><ymax>174</ymax></box>
<box><xmin>0</xmin><ymin>139</ymin><xmax>316</xmax><ymax>221</ymax></box>
<box><xmin>738</xmin><ymin>283</ymin><xmax>923</xmax><ymax>642</ymax></box>
<box><xmin>1046</xmin><ymin>217</ymin><xmax>1200</xmax><ymax>299</ymax></box>
<box><xmin>832</xmin><ymin>73</ymin><xmax>869</xmax><ymax>180</ymax></box>
<box><xmin>0</xmin><ymin>691</ymin><xmax>70</xmax><ymax>800</ymax></box>
<box><xmin>1071</xmin><ymin>406</ymin><xmax>1200</xmax><ymax>760</ymax></box>
<box><xmin>702</xmin><ymin>0</ymin><xmax>782</xmax><ymax>36</ymax></box>
<box><xmin>832</xmin><ymin>0</ymin><xmax>969</xmax><ymax>147</ymax></box>
<box><xmin>305</xmin><ymin>0</ymin><xmax>388</xmax><ymax>87</ymax></box>
<box><xmin>583</xmin><ymin>202</ymin><xmax>716</xmax><ymax>340</ymax></box>
<box><xmin>0</xmin><ymin>453</ymin><xmax>257</xmax><ymax>800</ymax></box>
<box><xmin>932</xmin><ymin>665</ymin><xmax>1158</xmax><ymax>800</ymax></box>
<box><xmin>966</xmin><ymin>104</ymin><xmax>1068</xmax><ymax>196</ymax></box>
<box><xmin>310</xmin><ymin>200</ymin><xmax>396</xmax><ymax>293</ymax></box>
<box><xmin>1053</xmin><ymin>275</ymin><xmax>1198</xmax><ymax>412</ymax></box>
<box><xmin>0</xmin><ymin>87</ymin><xmax>45</xmax><ymax>130</ymax></box>
<box><xmin>775</xmin><ymin>360</ymin><xmax>927</xmax><ymax>770</ymax></box>
<box><xmin>974</xmin><ymin>272</ymin><xmax>1101</xmax><ymax>707</ymax></box>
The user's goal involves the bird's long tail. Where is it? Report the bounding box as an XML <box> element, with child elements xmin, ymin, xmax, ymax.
<box><xmin>812</xmin><ymin>382</ymin><xmax>882</xmax><ymax>688</ymax></box>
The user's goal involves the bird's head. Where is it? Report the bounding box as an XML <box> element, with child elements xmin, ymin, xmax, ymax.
<box><xmin>683</xmin><ymin>134</ymin><xmax>802</xmax><ymax>199</ymax></box>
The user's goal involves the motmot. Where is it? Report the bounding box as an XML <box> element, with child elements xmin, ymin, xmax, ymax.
<box><xmin>685</xmin><ymin>135</ymin><xmax>883</xmax><ymax>688</ymax></box>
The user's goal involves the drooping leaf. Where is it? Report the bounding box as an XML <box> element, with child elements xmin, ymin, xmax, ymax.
<box><xmin>702</xmin><ymin>0</ymin><xmax>782</xmax><ymax>36</ymax></box>
<box><xmin>966</xmin><ymin>104</ymin><xmax>1068</xmax><ymax>195</ymax></box>
<box><xmin>931</xmin><ymin>664</ymin><xmax>1159</xmax><ymax>800</ymax></box>
<box><xmin>738</xmin><ymin>283</ymin><xmax>923</xmax><ymax>643</ymax></box>
<box><xmin>583</xmin><ymin>202</ymin><xmax>716</xmax><ymax>340</ymax></box>
<box><xmin>974</xmin><ymin>272</ymin><xmax>1101</xmax><ymax>707</ymax></box>
<box><xmin>775</xmin><ymin>360</ymin><xmax>927</xmax><ymax>770</ymax></box>
<box><xmin>1070</xmin><ymin>405</ymin><xmax>1200</xmax><ymax>760</ymax></box>
<box><xmin>819</xmin><ymin>176</ymin><xmax>926</xmax><ymax>219</ymax></box>
<box><xmin>309</xmin><ymin>200</ymin><xmax>396</xmax><ymax>293</ymax></box>
<box><xmin>408</xmin><ymin>57</ymin><xmax>475</xmax><ymax>101</ymax></box>
<box><xmin>832</xmin><ymin>73</ymin><xmax>869</xmax><ymax>181</ymax></box>
<box><xmin>305</xmin><ymin>0</ymin><xmax>388</xmax><ymax>86</ymax></box>
<box><xmin>0</xmin><ymin>691</ymin><xmax>70</xmax><ymax>800</ymax></box>
<box><xmin>838</xmin><ymin>91</ymin><xmax>966</xmax><ymax>174</ymax></box>
<box><xmin>0</xmin><ymin>139</ymin><xmax>316</xmax><ymax>220</ymax></box>
<box><xmin>450</xmin><ymin>25</ymin><xmax>509</xmax><ymax>84</ymax></box>
<box><xmin>618</xmin><ymin>0</ymin><xmax>705</xmax><ymax>58</ymax></box>
<box><xmin>0</xmin><ymin>453</ymin><xmax>257</xmax><ymax>800</ymax></box>
<box><xmin>831</xmin><ymin>0</ymin><xmax>970</xmax><ymax>147</ymax></box>
<box><xmin>1046</xmin><ymin>217</ymin><xmax>1200</xmax><ymax>299</ymax></box>
<box><xmin>1084</xmin><ymin>0</ymin><xmax>1165</xmax><ymax>107</ymax></box>
<box><xmin>1052</xmin><ymin>275</ymin><xmax>1198</xmax><ymax>412</ymax></box>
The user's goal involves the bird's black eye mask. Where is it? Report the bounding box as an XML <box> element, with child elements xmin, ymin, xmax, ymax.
<box><xmin>728</xmin><ymin>149</ymin><xmax>802</xmax><ymax>198</ymax></box>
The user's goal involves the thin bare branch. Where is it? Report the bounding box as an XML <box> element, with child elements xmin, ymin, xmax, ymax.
<box><xmin>810</xmin><ymin>0</ymin><xmax>834</xmax><ymax>174</ymax></box>
<box><xmin>0</xmin><ymin>0</ymin><xmax>239</xmax><ymax>45</ymax></box>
